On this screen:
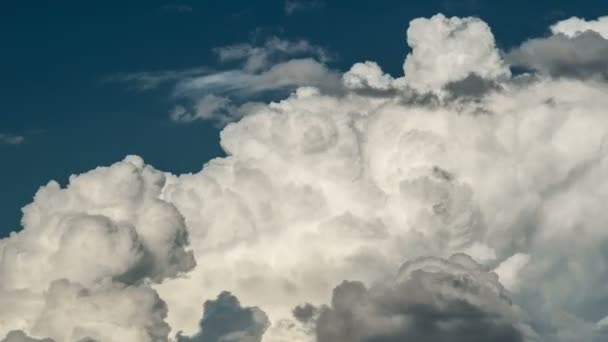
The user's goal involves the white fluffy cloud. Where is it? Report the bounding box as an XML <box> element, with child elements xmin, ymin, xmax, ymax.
<box><xmin>403</xmin><ymin>14</ymin><xmax>510</xmax><ymax>94</ymax></box>
<box><xmin>4</xmin><ymin>13</ymin><xmax>608</xmax><ymax>342</ymax></box>
<box><xmin>551</xmin><ymin>16</ymin><xmax>608</xmax><ymax>38</ymax></box>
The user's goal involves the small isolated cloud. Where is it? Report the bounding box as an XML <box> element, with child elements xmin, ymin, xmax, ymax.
<box><xmin>284</xmin><ymin>0</ymin><xmax>325</xmax><ymax>15</ymax></box>
<box><xmin>0</xmin><ymin>134</ymin><xmax>25</xmax><ymax>145</ymax></box>
<box><xmin>160</xmin><ymin>3</ymin><xmax>194</xmax><ymax>13</ymax></box>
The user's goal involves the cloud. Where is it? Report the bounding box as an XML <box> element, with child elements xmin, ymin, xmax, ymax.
<box><xmin>177</xmin><ymin>292</ymin><xmax>269</xmax><ymax>342</ymax></box>
<box><xmin>550</xmin><ymin>16</ymin><xmax>608</xmax><ymax>39</ymax></box>
<box><xmin>112</xmin><ymin>37</ymin><xmax>337</xmax><ymax>126</ymax></box>
<box><xmin>7</xmin><ymin>12</ymin><xmax>608</xmax><ymax>342</ymax></box>
<box><xmin>0</xmin><ymin>134</ymin><xmax>25</xmax><ymax>145</ymax></box>
<box><xmin>106</xmin><ymin>67</ymin><xmax>210</xmax><ymax>91</ymax></box>
<box><xmin>313</xmin><ymin>254</ymin><xmax>528</xmax><ymax>342</ymax></box>
<box><xmin>284</xmin><ymin>0</ymin><xmax>325</xmax><ymax>15</ymax></box>
<box><xmin>0</xmin><ymin>331</ymin><xmax>53</xmax><ymax>342</ymax></box>
<box><xmin>160</xmin><ymin>4</ymin><xmax>194</xmax><ymax>14</ymax></box>
<box><xmin>403</xmin><ymin>14</ymin><xmax>510</xmax><ymax>94</ymax></box>
<box><xmin>508</xmin><ymin>17</ymin><xmax>608</xmax><ymax>80</ymax></box>
<box><xmin>213</xmin><ymin>37</ymin><xmax>331</xmax><ymax>73</ymax></box>
<box><xmin>0</xmin><ymin>156</ymin><xmax>193</xmax><ymax>341</ymax></box>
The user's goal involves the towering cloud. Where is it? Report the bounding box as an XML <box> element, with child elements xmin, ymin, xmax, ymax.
<box><xmin>3</xmin><ymin>13</ymin><xmax>608</xmax><ymax>342</ymax></box>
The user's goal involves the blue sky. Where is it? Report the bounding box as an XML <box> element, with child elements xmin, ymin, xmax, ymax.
<box><xmin>2</xmin><ymin>0</ymin><xmax>608</xmax><ymax>236</ymax></box>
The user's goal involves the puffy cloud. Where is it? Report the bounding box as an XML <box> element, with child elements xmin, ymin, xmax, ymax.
<box><xmin>403</xmin><ymin>14</ymin><xmax>510</xmax><ymax>94</ymax></box>
<box><xmin>313</xmin><ymin>254</ymin><xmax>529</xmax><ymax>342</ymax></box>
<box><xmin>6</xmin><ymin>12</ymin><xmax>608</xmax><ymax>342</ymax></box>
<box><xmin>343</xmin><ymin>61</ymin><xmax>401</xmax><ymax>93</ymax></box>
<box><xmin>551</xmin><ymin>16</ymin><xmax>608</xmax><ymax>39</ymax></box>
<box><xmin>28</xmin><ymin>280</ymin><xmax>170</xmax><ymax>342</ymax></box>
<box><xmin>0</xmin><ymin>156</ymin><xmax>193</xmax><ymax>341</ymax></box>
<box><xmin>177</xmin><ymin>292</ymin><xmax>269</xmax><ymax>342</ymax></box>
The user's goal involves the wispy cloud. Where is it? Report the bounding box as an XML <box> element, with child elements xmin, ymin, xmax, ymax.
<box><xmin>160</xmin><ymin>3</ymin><xmax>194</xmax><ymax>13</ymax></box>
<box><xmin>0</xmin><ymin>134</ymin><xmax>25</xmax><ymax>145</ymax></box>
<box><xmin>214</xmin><ymin>37</ymin><xmax>331</xmax><ymax>72</ymax></box>
<box><xmin>106</xmin><ymin>67</ymin><xmax>210</xmax><ymax>91</ymax></box>
<box><xmin>111</xmin><ymin>37</ymin><xmax>339</xmax><ymax>126</ymax></box>
<box><xmin>284</xmin><ymin>0</ymin><xmax>325</xmax><ymax>15</ymax></box>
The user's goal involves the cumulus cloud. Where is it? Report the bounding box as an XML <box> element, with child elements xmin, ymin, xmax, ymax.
<box><xmin>177</xmin><ymin>292</ymin><xmax>269</xmax><ymax>342</ymax></box>
<box><xmin>551</xmin><ymin>16</ymin><xmax>608</xmax><ymax>38</ymax></box>
<box><xmin>403</xmin><ymin>14</ymin><xmax>510</xmax><ymax>94</ymax></box>
<box><xmin>6</xmin><ymin>12</ymin><xmax>608</xmax><ymax>342</ymax></box>
<box><xmin>0</xmin><ymin>156</ymin><xmax>193</xmax><ymax>341</ymax></box>
<box><xmin>313</xmin><ymin>254</ymin><xmax>528</xmax><ymax>342</ymax></box>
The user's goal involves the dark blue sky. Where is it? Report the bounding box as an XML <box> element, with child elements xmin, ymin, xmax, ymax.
<box><xmin>2</xmin><ymin>0</ymin><xmax>607</xmax><ymax>236</ymax></box>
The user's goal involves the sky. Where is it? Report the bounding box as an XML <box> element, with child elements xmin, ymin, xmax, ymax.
<box><xmin>3</xmin><ymin>0</ymin><xmax>608</xmax><ymax>235</ymax></box>
<box><xmin>4</xmin><ymin>1</ymin><xmax>608</xmax><ymax>342</ymax></box>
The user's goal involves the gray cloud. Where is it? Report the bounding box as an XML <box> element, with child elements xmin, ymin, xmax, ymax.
<box><xmin>508</xmin><ymin>31</ymin><xmax>608</xmax><ymax>79</ymax></box>
<box><xmin>177</xmin><ymin>292</ymin><xmax>269</xmax><ymax>342</ymax></box>
<box><xmin>314</xmin><ymin>255</ymin><xmax>526</xmax><ymax>342</ymax></box>
<box><xmin>1</xmin><ymin>331</ymin><xmax>54</xmax><ymax>342</ymax></box>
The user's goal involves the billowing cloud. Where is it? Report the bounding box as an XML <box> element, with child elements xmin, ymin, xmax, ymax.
<box><xmin>5</xmin><ymin>12</ymin><xmax>608</xmax><ymax>342</ymax></box>
<box><xmin>313</xmin><ymin>254</ymin><xmax>529</xmax><ymax>342</ymax></box>
<box><xmin>403</xmin><ymin>14</ymin><xmax>510</xmax><ymax>94</ymax></box>
<box><xmin>0</xmin><ymin>156</ymin><xmax>193</xmax><ymax>341</ymax></box>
